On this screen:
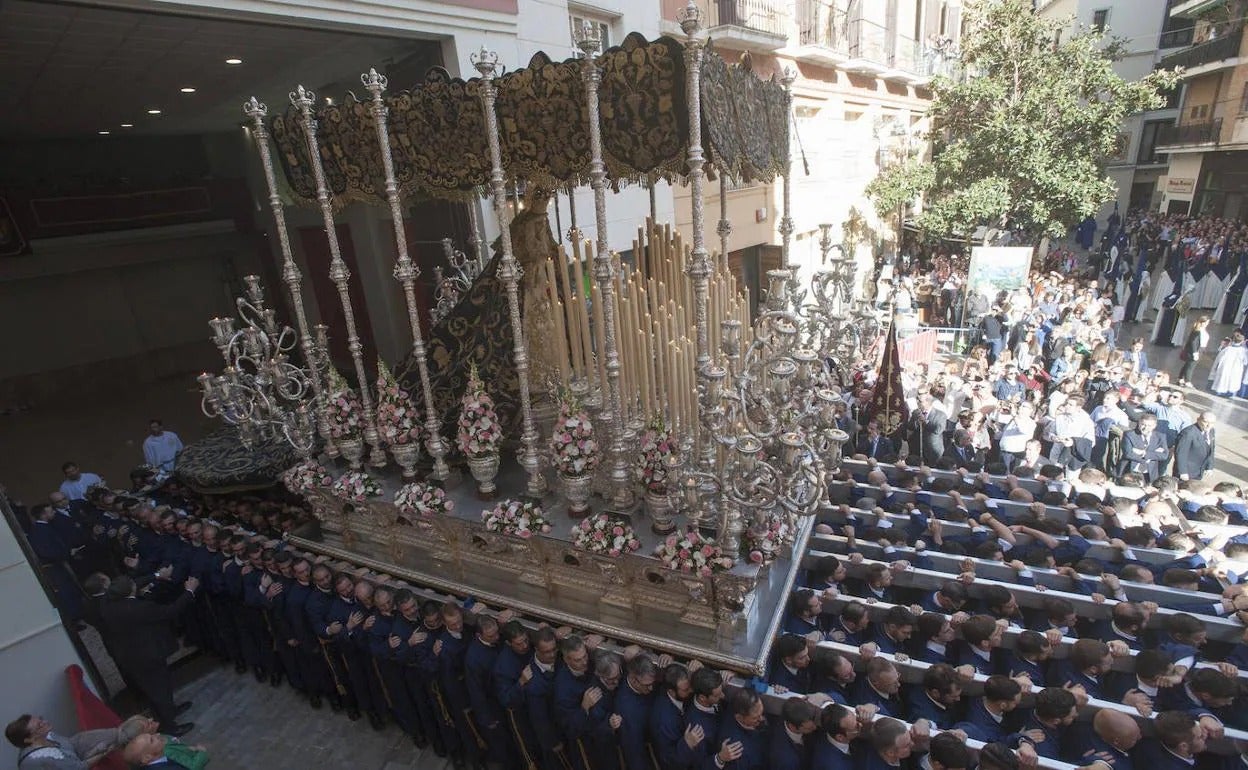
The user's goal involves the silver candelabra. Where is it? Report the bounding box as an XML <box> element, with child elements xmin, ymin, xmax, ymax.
<box><xmin>198</xmin><ymin>275</ymin><xmax>321</xmax><ymax>455</ymax></box>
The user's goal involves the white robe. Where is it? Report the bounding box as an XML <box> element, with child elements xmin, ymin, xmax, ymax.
<box><xmin>1149</xmin><ymin>269</ymin><xmax>1175</xmax><ymax>314</ymax></box>
<box><xmin>1151</xmin><ymin>272</ymin><xmax>1184</xmax><ymax>344</ymax></box>
<box><xmin>1210</xmin><ymin>343</ymin><xmax>1248</xmax><ymax>394</ymax></box>
<box><xmin>1132</xmin><ymin>270</ymin><xmax>1151</xmax><ymax>322</ymax></box>
<box><xmin>1191</xmin><ymin>269</ymin><xmax>1227</xmax><ymax>310</ymax></box>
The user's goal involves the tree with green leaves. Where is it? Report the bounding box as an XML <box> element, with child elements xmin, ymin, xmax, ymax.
<box><xmin>867</xmin><ymin>0</ymin><xmax>1178</xmax><ymax>242</ymax></box>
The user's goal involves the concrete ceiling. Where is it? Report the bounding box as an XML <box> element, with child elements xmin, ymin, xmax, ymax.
<box><xmin>0</xmin><ymin>0</ymin><xmax>436</xmax><ymax>140</ymax></box>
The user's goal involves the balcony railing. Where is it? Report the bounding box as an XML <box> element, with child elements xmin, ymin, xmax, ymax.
<box><xmin>712</xmin><ymin>0</ymin><xmax>789</xmax><ymax>37</ymax></box>
<box><xmin>1156</xmin><ymin>117</ymin><xmax>1223</xmax><ymax>146</ymax></box>
<box><xmin>797</xmin><ymin>1</ymin><xmax>943</xmax><ymax>77</ymax></box>
<box><xmin>1159</xmin><ymin>27</ymin><xmax>1195</xmax><ymax>49</ymax></box>
<box><xmin>1159</xmin><ymin>25</ymin><xmax>1243</xmax><ymax>70</ymax></box>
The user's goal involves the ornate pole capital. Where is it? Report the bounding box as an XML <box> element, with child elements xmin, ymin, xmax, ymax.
<box><xmin>361</xmin><ymin>67</ymin><xmax>388</xmax><ymax>95</ymax></box>
<box><xmin>471</xmin><ymin>47</ymin><xmax>500</xmax><ymax>79</ymax></box>
<box><xmin>678</xmin><ymin>0</ymin><xmax>703</xmax><ymax>37</ymax></box>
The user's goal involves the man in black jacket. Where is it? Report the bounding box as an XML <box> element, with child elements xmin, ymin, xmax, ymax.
<box><xmin>101</xmin><ymin>575</ymin><xmax>198</xmax><ymax>736</ymax></box>
<box><xmin>1173</xmin><ymin>411</ymin><xmax>1216</xmax><ymax>481</ymax></box>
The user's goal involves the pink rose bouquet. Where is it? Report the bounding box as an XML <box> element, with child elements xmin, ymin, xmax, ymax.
<box><xmin>653</xmin><ymin>529</ymin><xmax>735</xmax><ymax>576</ymax></box>
<box><xmin>482</xmin><ymin>499</ymin><xmax>552</xmax><ymax>538</ymax></box>
<box><xmin>569</xmin><ymin>513</ymin><xmax>641</xmax><ymax>557</ymax></box>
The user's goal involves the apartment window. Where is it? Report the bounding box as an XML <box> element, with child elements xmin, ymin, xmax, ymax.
<box><xmin>569</xmin><ymin>12</ymin><xmax>611</xmax><ymax>51</ymax></box>
<box><xmin>1137</xmin><ymin>120</ymin><xmax>1171</xmax><ymax>164</ymax></box>
<box><xmin>1241</xmin><ymin>83</ymin><xmax>1248</xmax><ymax>113</ymax></box>
<box><xmin>1092</xmin><ymin>9</ymin><xmax>1109</xmax><ymax>33</ymax></box>
<box><xmin>939</xmin><ymin>3</ymin><xmax>948</xmax><ymax>36</ymax></box>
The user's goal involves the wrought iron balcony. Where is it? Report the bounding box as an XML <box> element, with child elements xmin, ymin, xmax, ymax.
<box><xmin>712</xmin><ymin>0</ymin><xmax>789</xmax><ymax>37</ymax></box>
<box><xmin>1159</xmin><ymin>25</ymin><xmax>1243</xmax><ymax>71</ymax></box>
<box><xmin>1155</xmin><ymin>117</ymin><xmax>1222</xmax><ymax>147</ymax></box>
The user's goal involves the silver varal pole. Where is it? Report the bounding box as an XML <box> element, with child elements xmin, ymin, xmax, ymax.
<box><xmin>361</xmin><ymin>68</ymin><xmax>451</xmax><ymax>482</ymax></box>
<box><xmin>472</xmin><ymin>48</ymin><xmax>545</xmax><ymax>498</ymax></box>
<box><xmin>242</xmin><ymin>97</ymin><xmax>337</xmax><ymax>458</ymax></box>
<box><xmin>467</xmin><ymin>196</ymin><xmax>488</xmax><ymax>271</ymax></box>
<box><xmin>577</xmin><ymin>23</ymin><xmax>634</xmax><ymax>511</ymax></box>
<box><xmin>717</xmin><ymin>173</ymin><xmax>732</xmax><ymax>269</ymax></box>
<box><xmin>291</xmin><ymin>85</ymin><xmax>387</xmax><ymax>468</ymax></box>
<box><xmin>680</xmin><ymin>1</ymin><xmax>714</xmax><ymax>471</ymax></box>
<box><xmin>779</xmin><ymin>69</ymin><xmax>796</xmax><ymax>269</ymax></box>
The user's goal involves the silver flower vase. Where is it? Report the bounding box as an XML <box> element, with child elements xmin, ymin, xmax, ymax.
<box><xmin>559</xmin><ymin>472</ymin><xmax>593</xmax><ymax>519</ymax></box>
<box><xmin>390</xmin><ymin>442</ymin><xmax>421</xmax><ymax>480</ymax></box>
<box><xmin>337</xmin><ymin>437</ymin><xmax>365</xmax><ymax>471</ymax></box>
<box><xmin>645</xmin><ymin>487</ymin><xmax>676</xmax><ymax>535</ymax></box>
<box><xmin>466</xmin><ymin>453</ymin><xmax>500</xmax><ymax>500</ymax></box>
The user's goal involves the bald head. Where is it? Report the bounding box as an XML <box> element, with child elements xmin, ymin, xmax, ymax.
<box><xmin>1093</xmin><ymin>709</ymin><xmax>1141</xmax><ymax>751</ymax></box>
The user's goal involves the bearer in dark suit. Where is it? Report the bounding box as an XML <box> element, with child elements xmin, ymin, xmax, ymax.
<box><xmin>100</xmin><ymin>575</ymin><xmax>197</xmax><ymax>736</ymax></box>
<box><xmin>1173</xmin><ymin>413</ymin><xmax>1216</xmax><ymax>481</ymax></box>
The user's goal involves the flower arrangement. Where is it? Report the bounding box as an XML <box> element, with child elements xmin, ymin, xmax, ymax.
<box><xmin>456</xmin><ymin>365</ymin><xmax>502</xmax><ymax>458</ymax></box>
<box><xmin>326</xmin><ymin>368</ymin><xmax>363</xmax><ymax>440</ymax></box>
<box><xmin>743</xmin><ymin>516</ymin><xmax>790</xmax><ymax>565</ymax></box>
<box><xmin>635</xmin><ymin>419</ymin><xmax>675</xmax><ymax>492</ymax></box>
<box><xmin>394</xmin><ymin>482</ymin><xmax>454</xmax><ymax>518</ymax></box>
<box><xmin>375</xmin><ymin>360</ymin><xmax>421</xmax><ymax>446</ymax></box>
<box><xmin>482</xmin><ymin>498</ymin><xmax>552</xmax><ymax>538</ymax></box>
<box><xmin>330</xmin><ymin>470</ymin><xmax>383</xmax><ymax>502</ymax></box>
<box><xmin>282</xmin><ymin>459</ymin><xmax>333</xmax><ymax>495</ymax></box>
<box><xmin>569</xmin><ymin>513</ymin><xmax>641</xmax><ymax>557</ymax></box>
<box><xmin>654</xmin><ymin>529</ymin><xmax>735</xmax><ymax>576</ymax></box>
<box><xmin>550</xmin><ymin>394</ymin><xmax>600</xmax><ymax>477</ymax></box>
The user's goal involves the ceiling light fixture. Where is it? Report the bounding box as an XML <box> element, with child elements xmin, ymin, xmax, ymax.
<box><xmin>225</xmin><ymin>58</ymin><xmax>243</xmax><ymax>65</ymax></box>
<box><xmin>148</xmin><ymin>109</ymin><xmax>162</xmax><ymax>115</ymax></box>
<box><xmin>98</xmin><ymin>130</ymin><xmax>110</xmax><ymax>135</ymax></box>
<box><xmin>180</xmin><ymin>87</ymin><xmax>196</xmax><ymax>93</ymax></box>
<box><xmin>120</xmin><ymin>123</ymin><xmax>133</xmax><ymax>128</ymax></box>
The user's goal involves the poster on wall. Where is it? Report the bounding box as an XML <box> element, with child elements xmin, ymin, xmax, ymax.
<box><xmin>0</xmin><ymin>197</ymin><xmax>27</xmax><ymax>257</ymax></box>
<box><xmin>967</xmin><ymin>246</ymin><xmax>1033</xmax><ymax>299</ymax></box>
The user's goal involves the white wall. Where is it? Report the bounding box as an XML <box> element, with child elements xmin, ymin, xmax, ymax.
<box><xmin>0</xmin><ymin>513</ymin><xmax>90</xmax><ymax>770</ymax></box>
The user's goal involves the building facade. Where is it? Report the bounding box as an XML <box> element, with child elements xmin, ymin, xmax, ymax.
<box><xmin>659</xmin><ymin>0</ymin><xmax>964</xmax><ymax>300</ymax></box>
<box><xmin>1038</xmin><ymin>0</ymin><xmax>1191</xmax><ymax>220</ymax></box>
<box><xmin>1154</xmin><ymin>0</ymin><xmax>1248</xmax><ymax>219</ymax></box>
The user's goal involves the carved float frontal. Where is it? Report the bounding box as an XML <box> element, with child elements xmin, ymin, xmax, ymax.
<box><xmin>194</xmin><ymin>3</ymin><xmax>866</xmax><ymax>676</ymax></box>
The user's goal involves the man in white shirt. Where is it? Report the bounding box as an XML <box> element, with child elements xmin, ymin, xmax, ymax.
<box><xmin>142</xmin><ymin>420</ymin><xmax>183</xmax><ymax>473</ymax></box>
<box><xmin>58</xmin><ymin>462</ymin><xmax>103</xmax><ymax>502</ymax></box>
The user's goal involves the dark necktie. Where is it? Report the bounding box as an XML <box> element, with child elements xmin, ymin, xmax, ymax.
<box><xmin>872</xmin><ymin>438</ymin><xmax>879</xmax><ymax>457</ymax></box>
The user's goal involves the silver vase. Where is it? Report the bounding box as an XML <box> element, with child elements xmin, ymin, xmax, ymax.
<box><xmin>390</xmin><ymin>442</ymin><xmax>421</xmax><ymax>480</ymax></box>
<box><xmin>466</xmin><ymin>453</ymin><xmax>500</xmax><ymax>499</ymax></box>
<box><xmin>337</xmin><ymin>437</ymin><xmax>365</xmax><ymax>471</ymax></box>
<box><xmin>645</xmin><ymin>488</ymin><xmax>676</xmax><ymax>535</ymax></box>
<box><xmin>560</xmin><ymin>472</ymin><xmax>593</xmax><ymax>519</ymax></box>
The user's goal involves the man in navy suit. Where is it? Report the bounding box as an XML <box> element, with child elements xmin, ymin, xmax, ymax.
<box><xmin>907</xmin><ymin>663</ymin><xmax>963</xmax><ymax>729</ymax></box>
<box><xmin>811</xmin><ymin>648</ymin><xmax>857</xmax><ymax>704</ymax></box>
<box><xmin>615</xmin><ymin>653</ymin><xmax>658</xmax><ymax>770</ymax></box>
<box><xmin>521</xmin><ymin>626</ymin><xmax>565</xmax><ymax>770</ymax></box>
<box><xmin>492</xmin><ymin>620</ymin><xmax>539</xmax><ymax>768</ymax></box>
<box><xmin>858</xmin><ymin>717</ymin><xmax>913</xmax><ymax>770</ymax></box>
<box><xmin>928</xmin><ymin>732</ymin><xmax>971</xmax><ymax>770</ymax></box>
<box><xmin>1080</xmin><ymin>709</ymin><xmax>1141</xmax><ymax>770</ymax></box>
<box><xmin>648</xmin><ymin>663</ymin><xmax>691</xmax><ymax>770</ymax></box>
<box><xmin>810</xmin><ymin>704</ymin><xmax>859</xmax><ymax>770</ymax></box>
<box><xmin>956</xmin><ymin>615</ymin><xmax>1004</xmax><ymax>676</ymax></box>
<box><xmin>1019</xmin><ymin>687</ymin><xmax>1077</xmax><ymax>759</ymax></box>
<box><xmin>1054</xmin><ymin>639</ymin><xmax>1112</xmax><ymax>700</ymax></box>
<box><xmin>1157</xmin><ymin>668</ymin><xmax>1239</xmax><ymax>725</ymax></box>
<box><xmin>717</xmin><ymin>688</ymin><xmax>766</xmax><ymax>770</ymax></box>
<box><xmin>1135</xmin><ymin>712</ymin><xmax>1208</xmax><ymax>770</ymax></box>
<box><xmin>826</xmin><ymin>602</ymin><xmax>873</xmax><ymax>646</ymax></box>
<box><xmin>1006</xmin><ymin>630</ymin><xmax>1052</xmax><ymax>686</ymax></box>
<box><xmin>873</xmin><ymin>607</ymin><xmax>916</xmax><ymax>655</ymax></box>
<box><xmin>553</xmin><ymin>634</ymin><xmax>595</xmax><ymax>769</ymax></box>
<box><xmin>769</xmin><ymin>634</ymin><xmax>812</xmax><ymax>694</ymax></box>
<box><xmin>769</xmin><ymin>697</ymin><xmax>819</xmax><ymax>770</ymax></box>
<box><xmin>854</xmin><ymin>657</ymin><xmax>904</xmax><ymax>718</ymax></box>
<box><xmin>919</xmin><ymin>580</ymin><xmax>970</xmax><ymax>615</ymax></box>
<box><xmin>957</xmin><ymin>675</ymin><xmax>1023</xmax><ymax>743</ymax></box>
<box><xmin>783</xmin><ymin>589</ymin><xmax>827</xmax><ymax>638</ymax></box>
<box><xmin>679</xmin><ymin>667</ymin><xmax>726</xmax><ymax>770</ymax></box>
<box><xmin>26</xmin><ymin>503</ymin><xmax>83</xmax><ymax>620</ymax></box>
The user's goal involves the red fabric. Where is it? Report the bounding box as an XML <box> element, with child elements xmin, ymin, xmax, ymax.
<box><xmin>66</xmin><ymin>665</ymin><xmax>126</xmax><ymax>770</ymax></box>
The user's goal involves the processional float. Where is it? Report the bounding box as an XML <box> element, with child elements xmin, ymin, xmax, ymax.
<box><xmin>193</xmin><ymin>3</ymin><xmax>875</xmax><ymax>674</ymax></box>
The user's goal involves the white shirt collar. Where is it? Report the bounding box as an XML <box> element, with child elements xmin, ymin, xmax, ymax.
<box><xmin>1110</xmin><ymin>621</ymin><xmax>1137</xmax><ymax>641</ymax></box>
<box><xmin>1165</xmin><ymin>747</ymin><xmax>1196</xmax><ymax>766</ymax></box>
<box><xmin>667</xmin><ymin>692</ymin><xmax>685</xmax><ymax>712</ymax></box>
<box><xmin>829</xmin><ymin>736</ymin><xmax>852</xmax><ymax>754</ymax></box>
<box><xmin>984</xmin><ymin>700</ymin><xmax>1004</xmax><ymax>723</ymax></box>
<box><xmin>926</xmin><ymin>641</ymin><xmax>946</xmax><ymax>656</ymax></box>
<box><xmin>784</xmin><ymin>724</ymin><xmax>804</xmax><ymax>744</ymax></box>
<box><xmin>1136</xmin><ymin>678</ymin><xmax>1158</xmax><ymax>697</ymax></box>
<box><xmin>694</xmin><ymin>699</ymin><xmax>718</xmax><ymax>714</ymax></box>
<box><xmin>972</xmin><ymin>646</ymin><xmax>992</xmax><ymax>662</ymax></box>
<box><xmin>535</xmin><ymin>659</ymin><xmax>554</xmax><ymax>673</ymax></box>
